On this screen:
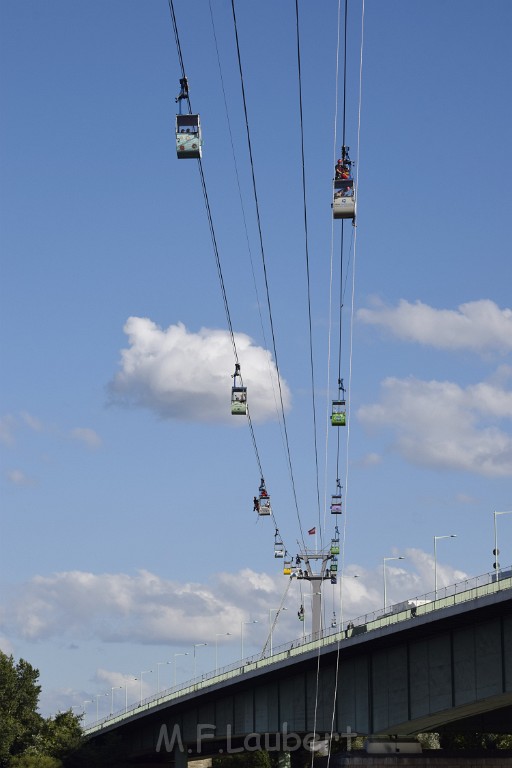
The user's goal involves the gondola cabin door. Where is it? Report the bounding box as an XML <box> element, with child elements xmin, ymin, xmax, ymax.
<box><xmin>176</xmin><ymin>114</ymin><xmax>202</xmax><ymax>159</ymax></box>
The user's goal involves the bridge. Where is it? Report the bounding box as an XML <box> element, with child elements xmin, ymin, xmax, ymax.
<box><xmin>85</xmin><ymin>571</ymin><xmax>512</xmax><ymax>765</ymax></box>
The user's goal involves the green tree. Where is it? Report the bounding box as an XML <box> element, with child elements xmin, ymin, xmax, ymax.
<box><xmin>39</xmin><ymin>710</ymin><xmax>83</xmax><ymax>761</ymax></box>
<box><xmin>0</xmin><ymin>652</ymin><xmax>42</xmax><ymax>766</ymax></box>
<box><xmin>8</xmin><ymin>756</ymin><xmax>62</xmax><ymax>768</ymax></box>
<box><xmin>213</xmin><ymin>750</ymin><xmax>274</xmax><ymax>768</ymax></box>
<box><xmin>0</xmin><ymin>651</ymin><xmax>84</xmax><ymax>767</ymax></box>
<box><xmin>439</xmin><ymin>732</ymin><xmax>512</xmax><ymax>750</ymax></box>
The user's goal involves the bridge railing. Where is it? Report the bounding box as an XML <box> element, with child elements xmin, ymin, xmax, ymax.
<box><xmin>84</xmin><ymin>566</ymin><xmax>511</xmax><ymax>734</ymax></box>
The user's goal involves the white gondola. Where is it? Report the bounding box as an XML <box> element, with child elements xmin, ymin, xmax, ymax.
<box><xmin>258</xmin><ymin>477</ymin><xmax>271</xmax><ymax>515</ymax></box>
<box><xmin>274</xmin><ymin>530</ymin><xmax>284</xmax><ymax>558</ymax></box>
<box><xmin>231</xmin><ymin>386</ymin><xmax>247</xmax><ymax>415</ymax></box>
<box><xmin>333</xmin><ymin>178</ymin><xmax>355</xmax><ymax>219</ymax></box>
<box><xmin>231</xmin><ymin>364</ymin><xmax>247</xmax><ymax>415</ymax></box>
<box><xmin>176</xmin><ymin>114</ymin><xmax>202</xmax><ymax>159</ymax></box>
<box><xmin>331</xmin><ymin>494</ymin><xmax>342</xmax><ymax>514</ymax></box>
<box><xmin>259</xmin><ymin>497</ymin><xmax>271</xmax><ymax>516</ymax></box>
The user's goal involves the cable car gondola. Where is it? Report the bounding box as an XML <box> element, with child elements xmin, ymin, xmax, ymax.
<box><xmin>333</xmin><ymin>179</ymin><xmax>355</xmax><ymax>220</ymax></box>
<box><xmin>332</xmin><ymin>145</ymin><xmax>355</xmax><ymax>220</ymax></box>
<box><xmin>274</xmin><ymin>529</ymin><xmax>284</xmax><ymax>558</ymax></box>
<box><xmin>231</xmin><ymin>363</ymin><xmax>247</xmax><ymax>415</ymax></box>
<box><xmin>331</xmin><ymin>495</ymin><xmax>342</xmax><ymax>514</ymax></box>
<box><xmin>331</xmin><ymin>400</ymin><xmax>346</xmax><ymax>426</ymax></box>
<box><xmin>330</xmin><ymin>538</ymin><xmax>340</xmax><ymax>555</ymax></box>
<box><xmin>283</xmin><ymin>559</ymin><xmax>292</xmax><ymax>576</ymax></box>
<box><xmin>176</xmin><ymin>114</ymin><xmax>202</xmax><ymax>159</ymax></box>
<box><xmin>257</xmin><ymin>477</ymin><xmax>271</xmax><ymax>516</ymax></box>
<box><xmin>175</xmin><ymin>76</ymin><xmax>203</xmax><ymax>159</ymax></box>
<box><xmin>332</xmin><ymin>378</ymin><xmax>347</xmax><ymax>426</ymax></box>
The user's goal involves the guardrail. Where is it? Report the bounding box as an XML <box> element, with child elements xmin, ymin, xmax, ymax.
<box><xmin>85</xmin><ymin>566</ymin><xmax>512</xmax><ymax>734</ymax></box>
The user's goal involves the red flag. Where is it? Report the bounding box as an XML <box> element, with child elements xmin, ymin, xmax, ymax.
<box><xmin>308</xmin><ymin>527</ymin><xmax>316</xmax><ymax>535</ymax></box>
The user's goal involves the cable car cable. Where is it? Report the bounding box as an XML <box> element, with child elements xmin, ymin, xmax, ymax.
<box><xmin>207</xmin><ymin>0</ymin><xmax>288</xmax><ymax>449</ymax></box>
<box><xmin>325</xmin><ymin>5</ymin><xmax>366</xmax><ymax>766</ymax></box>
<box><xmin>167</xmin><ymin>0</ymin><xmax>267</xmax><ymax>483</ymax></box>
<box><xmin>294</xmin><ymin>0</ymin><xmax>323</xmax><ymax>549</ymax></box>
<box><xmin>230</xmin><ymin>0</ymin><xmax>307</xmax><ymax>553</ymax></box>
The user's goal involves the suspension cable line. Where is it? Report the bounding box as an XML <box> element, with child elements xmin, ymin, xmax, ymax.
<box><xmin>167</xmin><ymin>0</ymin><xmax>267</xmax><ymax>481</ymax></box>
<box><xmin>294</xmin><ymin>0</ymin><xmax>323</xmax><ymax>548</ymax></box>
<box><xmin>325</xmin><ymin>3</ymin><xmax>366</xmax><ymax>766</ymax></box>
<box><xmin>230</xmin><ymin>0</ymin><xmax>307</xmax><ymax>552</ymax></box>
<box><xmin>207</xmin><ymin>0</ymin><xmax>287</xmax><ymax>451</ymax></box>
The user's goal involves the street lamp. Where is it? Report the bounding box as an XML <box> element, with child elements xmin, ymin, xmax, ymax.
<box><xmin>173</xmin><ymin>652</ymin><xmax>189</xmax><ymax>686</ymax></box>
<box><xmin>193</xmin><ymin>643</ymin><xmax>207</xmax><ymax>677</ymax></box>
<box><xmin>241</xmin><ymin>620</ymin><xmax>258</xmax><ymax>659</ymax></box>
<box><xmin>494</xmin><ymin>510</ymin><xmax>512</xmax><ymax>583</ymax></box>
<box><xmin>383</xmin><ymin>556</ymin><xmax>405</xmax><ymax>611</ymax></box>
<box><xmin>339</xmin><ymin>573</ymin><xmax>359</xmax><ymax>630</ymax></box>
<box><xmin>110</xmin><ymin>686</ymin><xmax>122</xmax><ymax>715</ymax></box>
<box><xmin>156</xmin><ymin>661</ymin><xmax>171</xmax><ymax>693</ymax></box>
<box><xmin>215</xmin><ymin>633</ymin><xmax>232</xmax><ymax>673</ymax></box>
<box><xmin>434</xmin><ymin>534</ymin><xmax>456</xmax><ymax>598</ymax></box>
<box><xmin>139</xmin><ymin>670</ymin><xmax>152</xmax><ymax>705</ymax></box>
<box><xmin>95</xmin><ymin>693</ymin><xmax>108</xmax><ymax>721</ymax></box>
<box><xmin>124</xmin><ymin>678</ymin><xmax>138</xmax><ymax>712</ymax></box>
<box><xmin>269</xmin><ymin>608</ymin><xmax>287</xmax><ymax>655</ymax></box>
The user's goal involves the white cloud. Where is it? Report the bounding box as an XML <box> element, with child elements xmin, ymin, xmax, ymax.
<box><xmin>0</xmin><ymin>634</ymin><xmax>15</xmax><ymax>655</ymax></box>
<box><xmin>358</xmin><ymin>376</ymin><xmax>512</xmax><ymax>476</ymax></box>
<box><xmin>357</xmin><ymin>452</ymin><xmax>382</xmax><ymax>468</ymax></box>
<box><xmin>21</xmin><ymin>411</ymin><xmax>44</xmax><ymax>432</ymax></box>
<box><xmin>358</xmin><ymin>298</ymin><xmax>512</xmax><ymax>354</ymax></box>
<box><xmin>403</xmin><ymin>548</ymin><xmax>467</xmax><ymax>592</ymax></box>
<box><xmin>0</xmin><ymin>415</ymin><xmax>16</xmax><ymax>445</ymax></box>
<box><xmin>70</xmin><ymin>427</ymin><xmax>102</xmax><ymax>449</ymax></box>
<box><xmin>6</xmin><ymin>469</ymin><xmax>35</xmax><ymax>487</ymax></box>
<box><xmin>0</xmin><ymin>555</ymin><xmax>469</xmax><ymax>651</ymax></box>
<box><xmin>109</xmin><ymin>317</ymin><xmax>290</xmax><ymax>424</ymax></box>
<box><xmin>3</xmin><ymin>569</ymin><xmax>280</xmax><ymax>644</ymax></box>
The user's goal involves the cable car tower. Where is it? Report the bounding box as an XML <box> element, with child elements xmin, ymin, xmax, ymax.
<box><xmin>293</xmin><ymin>548</ymin><xmax>335</xmax><ymax>640</ymax></box>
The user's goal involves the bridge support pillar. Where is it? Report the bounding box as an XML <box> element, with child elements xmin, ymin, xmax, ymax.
<box><xmin>173</xmin><ymin>746</ymin><xmax>188</xmax><ymax>768</ymax></box>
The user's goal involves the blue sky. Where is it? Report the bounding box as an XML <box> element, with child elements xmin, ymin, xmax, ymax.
<box><xmin>1</xmin><ymin>0</ymin><xmax>511</xmax><ymax>719</ymax></box>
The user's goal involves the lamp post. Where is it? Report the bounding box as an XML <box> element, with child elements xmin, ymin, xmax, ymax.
<box><xmin>193</xmin><ymin>643</ymin><xmax>207</xmax><ymax>677</ymax></box>
<box><xmin>383</xmin><ymin>556</ymin><xmax>405</xmax><ymax>611</ymax></box>
<box><xmin>434</xmin><ymin>534</ymin><xmax>456</xmax><ymax>598</ymax></box>
<box><xmin>82</xmin><ymin>700</ymin><xmax>92</xmax><ymax>720</ymax></box>
<box><xmin>269</xmin><ymin>608</ymin><xmax>287</xmax><ymax>655</ymax></box>
<box><xmin>110</xmin><ymin>686</ymin><xmax>122</xmax><ymax>715</ymax></box>
<box><xmin>241</xmin><ymin>620</ymin><xmax>258</xmax><ymax>659</ymax></box>
<box><xmin>124</xmin><ymin>678</ymin><xmax>138</xmax><ymax>712</ymax></box>
<box><xmin>173</xmin><ymin>653</ymin><xmax>189</xmax><ymax>686</ymax></box>
<box><xmin>494</xmin><ymin>510</ymin><xmax>512</xmax><ymax>583</ymax></box>
<box><xmin>156</xmin><ymin>661</ymin><xmax>171</xmax><ymax>693</ymax></box>
<box><xmin>95</xmin><ymin>693</ymin><xmax>108</xmax><ymax>721</ymax></box>
<box><xmin>139</xmin><ymin>670</ymin><xmax>152</xmax><ymax>705</ymax></box>
<box><xmin>215</xmin><ymin>633</ymin><xmax>232</xmax><ymax>673</ymax></box>
<box><xmin>339</xmin><ymin>573</ymin><xmax>359</xmax><ymax>630</ymax></box>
